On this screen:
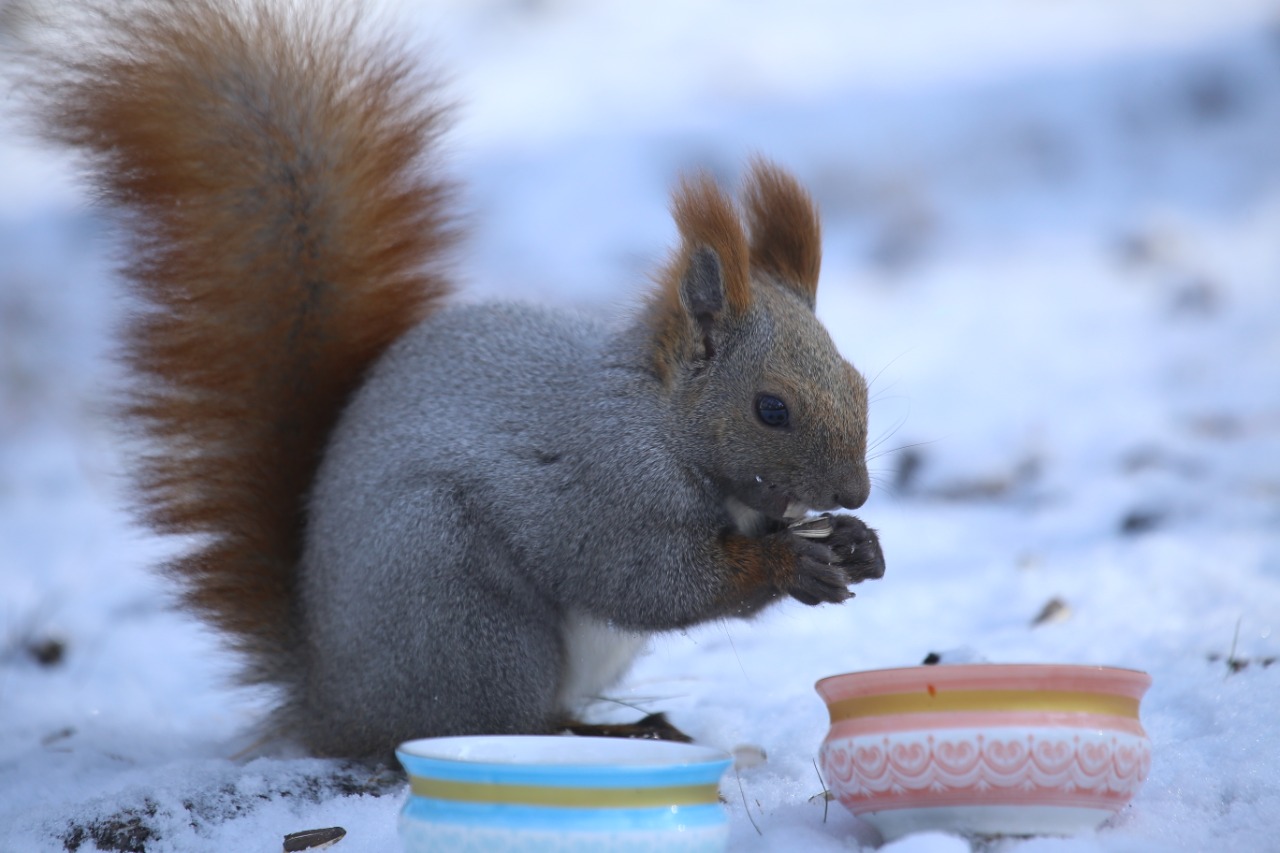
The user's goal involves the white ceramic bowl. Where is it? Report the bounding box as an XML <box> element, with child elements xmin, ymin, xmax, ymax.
<box><xmin>396</xmin><ymin>735</ymin><xmax>732</xmax><ymax>852</ymax></box>
<box><xmin>816</xmin><ymin>664</ymin><xmax>1152</xmax><ymax>841</ymax></box>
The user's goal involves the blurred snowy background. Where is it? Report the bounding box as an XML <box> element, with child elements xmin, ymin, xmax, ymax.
<box><xmin>2</xmin><ymin>0</ymin><xmax>1279</xmax><ymax>851</ymax></box>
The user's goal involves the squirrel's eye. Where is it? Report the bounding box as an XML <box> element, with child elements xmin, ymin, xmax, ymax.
<box><xmin>755</xmin><ymin>394</ymin><xmax>789</xmax><ymax>428</ymax></box>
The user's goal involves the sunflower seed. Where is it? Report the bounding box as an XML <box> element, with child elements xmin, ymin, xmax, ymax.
<box><xmin>788</xmin><ymin>513</ymin><xmax>834</xmax><ymax>539</ymax></box>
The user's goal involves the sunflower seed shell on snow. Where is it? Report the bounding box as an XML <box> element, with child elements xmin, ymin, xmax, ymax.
<box><xmin>283</xmin><ymin>826</ymin><xmax>346</xmax><ymax>851</ymax></box>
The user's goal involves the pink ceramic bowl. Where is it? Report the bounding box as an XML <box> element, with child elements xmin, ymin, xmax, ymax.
<box><xmin>815</xmin><ymin>664</ymin><xmax>1152</xmax><ymax>841</ymax></box>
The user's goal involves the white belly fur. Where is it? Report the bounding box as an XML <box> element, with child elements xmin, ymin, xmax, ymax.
<box><xmin>557</xmin><ymin>612</ymin><xmax>649</xmax><ymax>715</ymax></box>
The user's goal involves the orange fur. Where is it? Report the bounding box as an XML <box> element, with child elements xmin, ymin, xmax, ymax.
<box><xmin>718</xmin><ymin>533</ymin><xmax>793</xmax><ymax>614</ymax></box>
<box><xmin>743</xmin><ymin>159</ymin><xmax>822</xmax><ymax>305</ymax></box>
<box><xmin>22</xmin><ymin>1</ymin><xmax>457</xmax><ymax>684</ymax></box>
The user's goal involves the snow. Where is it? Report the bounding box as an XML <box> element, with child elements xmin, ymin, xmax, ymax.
<box><xmin>2</xmin><ymin>0</ymin><xmax>1279</xmax><ymax>850</ymax></box>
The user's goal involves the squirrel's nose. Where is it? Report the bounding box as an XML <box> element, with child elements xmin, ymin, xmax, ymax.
<box><xmin>834</xmin><ymin>481</ymin><xmax>870</xmax><ymax>510</ymax></box>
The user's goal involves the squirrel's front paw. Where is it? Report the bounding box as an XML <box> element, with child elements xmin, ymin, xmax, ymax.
<box><xmin>784</xmin><ymin>514</ymin><xmax>885</xmax><ymax>606</ymax></box>
<box><xmin>824</xmin><ymin>514</ymin><xmax>886</xmax><ymax>584</ymax></box>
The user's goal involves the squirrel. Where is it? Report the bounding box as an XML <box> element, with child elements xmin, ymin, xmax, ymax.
<box><xmin>11</xmin><ymin>0</ymin><xmax>886</xmax><ymax>759</ymax></box>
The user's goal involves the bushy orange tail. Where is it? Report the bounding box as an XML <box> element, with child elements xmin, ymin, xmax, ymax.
<box><xmin>17</xmin><ymin>0</ymin><xmax>457</xmax><ymax>683</ymax></box>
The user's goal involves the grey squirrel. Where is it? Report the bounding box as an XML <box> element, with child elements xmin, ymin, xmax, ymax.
<box><xmin>13</xmin><ymin>0</ymin><xmax>886</xmax><ymax>758</ymax></box>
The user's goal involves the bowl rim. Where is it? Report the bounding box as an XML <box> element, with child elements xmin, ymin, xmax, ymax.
<box><xmin>397</xmin><ymin>734</ymin><xmax>730</xmax><ymax>767</ymax></box>
<box><xmin>815</xmin><ymin>662</ymin><xmax>1152</xmax><ymax>701</ymax></box>
<box><xmin>395</xmin><ymin>735</ymin><xmax>733</xmax><ymax>790</ymax></box>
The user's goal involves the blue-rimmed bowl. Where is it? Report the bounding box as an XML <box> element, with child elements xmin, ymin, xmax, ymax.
<box><xmin>396</xmin><ymin>735</ymin><xmax>733</xmax><ymax>852</ymax></box>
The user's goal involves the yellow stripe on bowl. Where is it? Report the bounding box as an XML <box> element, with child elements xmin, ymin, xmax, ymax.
<box><xmin>409</xmin><ymin>776</ymin><xmax>722</xmax><ymax>809</ymax></box>
<box><xmin>826</xmin><ymin>689</ymin><xmax>1140</xmax><ymax>722</ymax></box>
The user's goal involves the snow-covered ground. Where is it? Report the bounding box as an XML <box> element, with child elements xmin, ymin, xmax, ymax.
<box><xmin>3</xmin><ymin>1</ymin><xmax>1279</xmax><ymax>850</ymax></box>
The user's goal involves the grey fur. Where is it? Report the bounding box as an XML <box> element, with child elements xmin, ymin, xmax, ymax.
<box><xmin>294</xmin><ymin>259</ymin><xmax>881</xmax><ymax>757</ymax></box>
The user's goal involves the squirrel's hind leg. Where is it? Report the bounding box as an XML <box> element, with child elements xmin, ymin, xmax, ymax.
<box><xmin>299</xmin><ymin>483</ymin><xmax>568</xmax><ymax>757</ymax></box>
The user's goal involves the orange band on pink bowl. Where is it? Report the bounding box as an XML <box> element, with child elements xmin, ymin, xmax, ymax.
<box><xmin>825</xmin><ymin>689</ymin><xmax>1140</xmax><ymax>722</ymax></box>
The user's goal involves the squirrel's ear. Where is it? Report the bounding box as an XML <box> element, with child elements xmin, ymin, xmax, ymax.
<box><xmin>646</xmin><ymin>173</ymin><xmax>751</xmax><ymax>379</ymax></box>
<box><xmin>743</xmin><ymin>159</ymin><xmax>821</xmax><ymax>309</ymax></box>
<box><xmin>678</xmin><ymin>246</ymin><xmax>726</xmax><ymax>360</ymax></box>
<box><xmin>671</xmin><ymin>172</ymin><xmax>751</xmax><ymax>316</ymax></box>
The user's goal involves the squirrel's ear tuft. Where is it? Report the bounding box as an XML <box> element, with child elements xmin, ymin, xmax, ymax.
<box><xmin>646</xmin><ymin>173</ymin><xmax>750</xmax><ymax>381</ymax></box>
<box><xmin>671</xmin><ymin>172</ymin><xmax>751</xmax><ymax>315</ymax></box>
<box><xmin>743</xmin><ymin>159</ymin><xmax>821</xmax><ymax>308</ymax></box>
